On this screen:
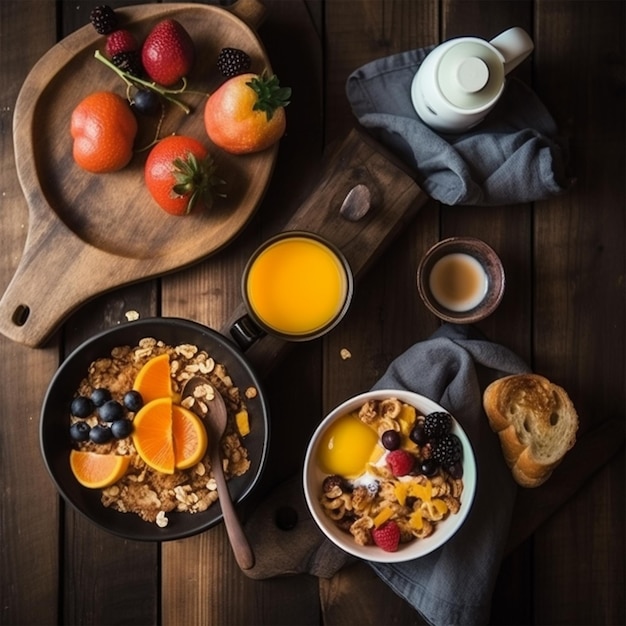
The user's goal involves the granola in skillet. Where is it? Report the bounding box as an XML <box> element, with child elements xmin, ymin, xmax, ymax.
<box><xmin>70</xmin><ymin>337</ymin><xmax>253</xmax><ymax>525</ymax></box>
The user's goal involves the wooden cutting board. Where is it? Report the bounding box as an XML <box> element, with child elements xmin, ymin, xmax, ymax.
<box><xmin>0</xmin><ymin>0</ymin><xmax>274</xmax><ymax>348</ymax></box>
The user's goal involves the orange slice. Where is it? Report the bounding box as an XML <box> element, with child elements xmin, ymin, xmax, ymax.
<box><xmin>172</xmin><ymin>404</ymin><xmax>209</xmax><ymax>470</ymax></box>
<box><xmin>131</xmin><ymin>397</ymin><xmax>175</xmax><ymax>474</ymax></box>
<box><xmin>132</xmin><ymin>353</ymin><xmax>173</xmax><ymax>404</ymax></box>
<box><xmin>69</xmin><ymin>450</ymin><xmax>130</xmax><ymax>489</ymax></box>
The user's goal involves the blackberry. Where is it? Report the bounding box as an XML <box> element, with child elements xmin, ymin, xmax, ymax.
<box><xmin>424</xmin><ymin>411</ymin><xmax>452</xmax><ymax>439</ymax></box>
<box><xmin>216</xmin><ymin>47</ymin><xmax>251</xmax><ymax>78</ymax></box>
<box><xmin>112</xmin><ymin>51</ymin><xmax>143</xmax><ymax>77</ymax></box>
<box><xmin>89</xmin><ymin>5</ymin><xmax>118</xmax><ymax>35</ymax></box>
<box><xmin>432</xmin><ymin>434</ymin><xmax>462</xmax><ymax>467</ymax></box>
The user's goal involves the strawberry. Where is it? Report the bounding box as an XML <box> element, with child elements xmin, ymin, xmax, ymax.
<box><xmin>386</xmin><ymin>449</ymin><xmax>415</xmax><ymax>477</ymax></box>
<box><xmin>141</xmin><ymin>19</ymin><xmax>195</xmax><ymax>86</ymax></box>
<box><xmin>372</xmin><ymin>521</ymin><xmax>401</xmax><ymax>552</ymax></box>
<box><xmin>105</xmin><ymin>29</ymin><xmax>139</xmax><ymax>58</ymax></box>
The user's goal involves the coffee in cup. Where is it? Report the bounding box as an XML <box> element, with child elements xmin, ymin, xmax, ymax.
<box><xmin>231</xmin><ymin>232</ymin><xmax>353</xmax><ymax>347</ymax></box>
<box><xmin>428</xmin><ymin>252</ymin><xmax>488</xmax><ymax>312</ymax></box>
<box><xmin>416</xmin><ymin>237</ymin><xmax>505</xmax><ymax>324</ymax></box>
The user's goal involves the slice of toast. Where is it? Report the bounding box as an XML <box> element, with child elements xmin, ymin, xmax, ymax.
<box><xmin>483</xmin><ymin>374</ymin><xmax>579</xmax><ymax>487</ymax></box>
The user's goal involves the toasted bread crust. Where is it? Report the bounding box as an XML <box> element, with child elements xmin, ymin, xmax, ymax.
<box><xmin>483</xmin><ymin>374</ymin><xmax>578</xmax><ymax>488</ymax></box>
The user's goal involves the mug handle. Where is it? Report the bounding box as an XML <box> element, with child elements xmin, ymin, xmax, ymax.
<box><xmin>230</xmin><ymin>314</ymin><xmax>266</xmax><ymax>350</ymax></box>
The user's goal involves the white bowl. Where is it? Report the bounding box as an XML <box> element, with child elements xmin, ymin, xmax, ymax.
<box><xmin>303</xmin><ymin>389</ymin><xmax>477</xmax><ymax>563</ymax></box>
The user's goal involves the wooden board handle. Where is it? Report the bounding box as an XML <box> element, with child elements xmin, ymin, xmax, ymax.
<box><xmin>222</xmin><ymin>128</ymin><xmax>429</xmax><ymax>369</ymax></box>
<box><xmin>228</xmin><ymin>0</ymin><xmax>267</xmax><ymax>28</ymax></box>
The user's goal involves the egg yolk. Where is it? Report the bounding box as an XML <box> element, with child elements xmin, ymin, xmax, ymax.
<box><xmin>317</xmin><ymin>413</ymin><xmax>379</xmax><ymax>478</ymax></box>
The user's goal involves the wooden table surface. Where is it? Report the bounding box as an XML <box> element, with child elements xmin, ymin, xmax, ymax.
<box><xmin>1</xmin><ymin>1</ymin><xmax>624</xmax><ymax>625</ymax></box>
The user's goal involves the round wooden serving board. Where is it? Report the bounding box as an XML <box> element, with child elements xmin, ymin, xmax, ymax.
<box><xmin>1</xmin><ymin>0</ymin><xmax>275</xmax><ymax>348</ymax></box>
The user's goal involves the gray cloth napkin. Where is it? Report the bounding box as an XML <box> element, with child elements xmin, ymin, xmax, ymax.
<box><xmin>346</xmin><ymin>47</ymin><xmax>571</xmax><ymax>206</ymax></box>
<box><xmin>244</xmin><ymin>324</ymin><xmax>530</xmax><ymax>625</ymax></box>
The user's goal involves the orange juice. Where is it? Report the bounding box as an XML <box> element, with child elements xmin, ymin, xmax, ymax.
<box><xmin>246</xmin><ymin>235</ymin><xmax>349</xmax><ymax>336</ymax></box>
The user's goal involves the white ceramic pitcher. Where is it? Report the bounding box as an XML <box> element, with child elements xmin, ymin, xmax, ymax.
<box><xmin>411</xmin><ymin>27</ymin><xmax>534</xmax><ymax>133</ymax></box>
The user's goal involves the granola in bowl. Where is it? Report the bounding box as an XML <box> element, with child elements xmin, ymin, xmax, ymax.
<box><xmin>303</xmin><ymin>389</ymin><xmax>476</xmax><ymax>563</ymax></box>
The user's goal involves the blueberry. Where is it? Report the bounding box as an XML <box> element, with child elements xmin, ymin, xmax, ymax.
<box><xmin>132</xmin><ymin>89</ymin><xmax>161</xmax><ymax>115</ymax></box>
<box><xmin>69</xmin><ymin>421</ymin><xmax>91</xmax><ymax>442</ymax></box>
<box><xmin>98</xmin><ymin>400</ymin><xmax>125</xmax><ymax>422</ymax></box>
<box><xmin>381</xmin><ymin>430</ymin><xmax>401</xmax><ymax>450</ymax></box>
<box><xmin>420</xmin><ymin>459</ymin><xmax>438</xmax><ymax>476</ymax></box>
<box><xmin>111</xmin><ymin>419</ymin><xmax>133</xmax><ymax>439</ymax></box>
<box><xmin>448</xmin><ymin>462</ymin><xmax>464</xmax><ymax>479</ymax></box>
<box><xmin>91</xmin><ymin>388</ymin><xmax>112</xmax><ymax>407</ymax></box>
<box><xmin>70</xmin><ymin>396</ymin><xmax>94</xmax><ymax>418</ymax></box>
<box><xmin>89</xmin><ymin>424</ymin><xmax>113</xmax><ymax>444</ymax></box>
<box><xmin>409</xmin><ymin>424</ymin><xmax>428</xmax><ymax>445</ymax></box>
<box><xmin>123</xmin><ymin>390</ymin><xmax>143</xmax><ymax>412</ymax></box>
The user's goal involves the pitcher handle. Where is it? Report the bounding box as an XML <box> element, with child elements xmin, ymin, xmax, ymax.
<box><xmin>490</xmin><ymin>26</ymin><xmax>534</xmax><ymax>75</ymax></box>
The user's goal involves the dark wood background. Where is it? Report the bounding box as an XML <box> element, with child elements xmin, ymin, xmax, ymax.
<box><xmin>1</xmin><ymin>1</ymin><xmax>623</xmax><ymax>624</ymax></box>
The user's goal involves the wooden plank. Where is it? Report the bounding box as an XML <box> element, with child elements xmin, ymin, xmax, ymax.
<box><xmin>321</xmin><ymin>1</ymin><xmax>438</xmax><ymax>624</ymax></box>
<box><xmin>439</xmin><ymin>2</ymin><xmax>535</xmax><ymax>624</ymax></box>
<box><xmin>55</xmin><ymin>3</ymin><xmax>160</xmax><ymax>625</ymax></box>
<box><xmin>531</xmin><ymin>1</ymin><xmax>625</xmax><ymax>624</ymax></box>
<box><xmin>160</xmin><ymin>1</ymin><xmax>327</xmax><ymax>623</ymax></box>
<box><xmin>0</xmin><ymin>2</ymin><xmax>62</xmax><ymax>624</ymax></box>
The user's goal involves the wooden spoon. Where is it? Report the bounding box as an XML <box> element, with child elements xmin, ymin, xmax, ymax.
<box><xmin>182</xmin><ymin>375</ymin><xmax>255</xmax><ymax>570</ymax></box>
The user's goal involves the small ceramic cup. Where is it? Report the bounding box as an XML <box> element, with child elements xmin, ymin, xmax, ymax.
<box><xmin>417</xmin><ymin>237</ymin><xmax>505</xmax><ymax>323</ymax></box>
<box><xmin>230</xmin><ymin>231</ymin><xmax>353</xmax><ymax>349</ymax></box>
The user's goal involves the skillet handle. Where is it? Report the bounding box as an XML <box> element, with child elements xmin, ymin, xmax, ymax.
<box><xmin>227</xmin><ymin>0</ymin><xmax>267</xmax><ymax>29</ymax></box>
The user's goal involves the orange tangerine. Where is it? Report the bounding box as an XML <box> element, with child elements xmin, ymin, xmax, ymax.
<box><xmin>172</xmin><ymin>404</ymin><xmax>209</xmax><ymax>470</ymax></box>
<box><xmin>70</xmin><ymin>91</ymin><xmax>138</xmax><ymax>173</ymax></box>
<box><xmin>133</xmin><ymin>353</ymin><xmax>173</xmax><ymax>404</ymax></box>
<box><xmin>69</xmin><ymin>450</ymin><xmax>130</xmax><ymax>489</ymax></box>
<box><xmin>131</xmin><ymin>397</ymin><xmax>175</xmax><ymax>474</ymax></box>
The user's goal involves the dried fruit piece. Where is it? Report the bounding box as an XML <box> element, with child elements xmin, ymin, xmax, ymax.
<box><xmin>235</xmin><ymin>409</ymin><xmax>250</xmax><ymax>437</ymax></box>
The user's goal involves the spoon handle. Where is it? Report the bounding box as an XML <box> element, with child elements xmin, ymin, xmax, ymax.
<box><xmin>211</xmin><ymin>448</ymin><xmax>255</xmax><ymax>570</ymax></box>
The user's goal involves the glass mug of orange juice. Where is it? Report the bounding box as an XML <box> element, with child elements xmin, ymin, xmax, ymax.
<box><xmin>230</xmin><ymin>232</ymin><xmax>353</xmax><ymax>347</ymax></box>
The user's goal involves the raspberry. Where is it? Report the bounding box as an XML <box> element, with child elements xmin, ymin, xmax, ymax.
<box><xmin>89</xmin><ymin>5</ymin><xmax>118</xmax><ymax>35</ymax></box>
<box><xmin>386</xmin><ymin>449</ymin><xmax>415</xmax><ymax>477</ymax></box>
<box><xmin>424</xmin><ymin>411</ymin><xmax>452</xmax><ymax>439</ymax></box>
<box><xmin>105</xmin><ymin>29</ymin><xmax>139</xmax><ymax>58</ymax></box>
<box><xmin>372</xmin><ymin>521</ymin><xmax>400</xmax><ymax>552</ymax></box>
<box><xmin>216</xmin><ymin>47</ymin><xmax>251</xmax><ymax>78</ymax></box>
